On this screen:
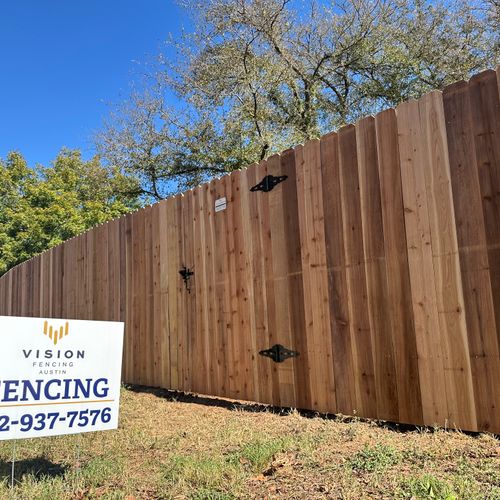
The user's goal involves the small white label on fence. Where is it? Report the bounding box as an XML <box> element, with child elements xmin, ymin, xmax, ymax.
<box><xmin>0</xmin><ymin>316</ymin><xmax>124</xmax><ymax>440</ymax></box>
<box><xmin>215</xmin><ymin>197</ymin><xmax>227</xmax><ymax>212</ymax></box>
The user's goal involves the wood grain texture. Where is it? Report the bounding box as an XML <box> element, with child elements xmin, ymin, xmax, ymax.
<box><xmin>443</xmin><ymin>75</ymin><xmax>500</xmax><ymax>432</ymax></box>
<box><xmin>338</xmin><ymin>125</ymin><xmax>377</xmax><ymax>418</ymax></box>
<box><xmin>281</xmin><ymin>149</ymin><xmax>311</xmax><ymax>411</ymax></box>
<box><xmin>374</xmin><ymin>108</ymin><xmax>423</xmax><ymax>425</ymax></box>
<box><xmin>418</xmin><ymin>91</ymin><xmax>476</xmax><ymax>431</ymax></box>
<box><xmin>296</xmin><ymin>141</ymin><xmax>336</xmax><ymax>413</ymax></box>
<box><xmin>469</xmin><ymin>71</ymin><xmax>500</xmax><ymax>360</ymax></box>
<box><xmin>320</xmin><ymin>132</ymin><xmax>354</xmax><ymax>416</ymax></box>
<box><xmin>356</xmin><ymin>116</ymin><xmax>398</xmax><ymax>422</ymax></box>
<box><xmin>396</xmin><ymin>98</ymin><xmax>449</xmax><ymax>426</ymax></box>
<box><xmin>1</xmin><ymin>68</ymin><xmax>499</xmax><ymax>433</ymax></box>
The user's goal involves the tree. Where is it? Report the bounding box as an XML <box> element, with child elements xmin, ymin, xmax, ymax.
<box><xmin>96</xmin><ymin>0</ymin><xmax>499</xmax><ymax>198</ymax></box>
<box><xmin>95</xmin><ymin>90</ymin><xmax>261</xmax><ymax>200</ymax></box>
<box><xmin>0</xmin><ymin>152</ymin><xmax>36</xmax><ymax>274</ymax></box>
<box><xmin>365</xmin><ymin>0</ymin><xmax>500</xmax><ymax>103</ymax></box>
<box><xmin>0</xmin><ymin>150</ymin><xmax>140</xmax><ymax>276</ymax></box>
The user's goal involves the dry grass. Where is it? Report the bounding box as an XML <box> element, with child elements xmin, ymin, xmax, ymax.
<box><xmin>0</xmin><ymin>385</ymin><xmax>498</xmax><ymax>499</ymax></box>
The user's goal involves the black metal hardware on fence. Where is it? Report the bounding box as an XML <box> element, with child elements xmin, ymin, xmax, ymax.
<box><xmin>179</xmin><ymin>266</ymin><xmax>194</xmax><ymax>293</ymax></box>
<box><xmin>259</xmin><ymin>344</ymin><xmax>299</xmax><ymax>363</ymax></box>
<box><xmin>250</xmin><ymin>174</ymin><xmax>288</xmax><ymax>193</ymax></box>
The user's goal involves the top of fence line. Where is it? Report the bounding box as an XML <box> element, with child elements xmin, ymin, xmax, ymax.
<box><xmin>1</xmin><ymin>65</ymin><xmax>499</xmax><ymax>277</ymax></box>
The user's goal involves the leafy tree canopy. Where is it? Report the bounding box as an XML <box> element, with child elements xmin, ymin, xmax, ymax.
<box><xmin>0</xmin><ymin>150</ymin><xmax>140</xmax><ymax>275</ymax></box>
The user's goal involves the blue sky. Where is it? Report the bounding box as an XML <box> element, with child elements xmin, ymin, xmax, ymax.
<box><xmin>0</xmin><ymin>0</ymin><xmax>188</xmax><ymax>167</ymax></box>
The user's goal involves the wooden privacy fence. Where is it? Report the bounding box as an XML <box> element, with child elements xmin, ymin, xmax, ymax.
<box><xmin>1</xmin><ymin>68</ymin><xmax>500</xmax><ymax>433</ymax></box>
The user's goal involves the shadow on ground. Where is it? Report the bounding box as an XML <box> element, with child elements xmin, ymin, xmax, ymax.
<box><xmin>125</xmin><ymin>383</ymin><xmax>427</xmax><ymax>435</ymax></box>
<box><xmin>0</xmin><ymin>456</ymin><xmax>66</xmax><ymax>485</ymax></box>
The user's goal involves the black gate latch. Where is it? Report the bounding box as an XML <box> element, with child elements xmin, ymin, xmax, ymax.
<box><xmin>259</xmin><ymin>344</ymin><xmax>299</xmax><ymax>363</ymax></box>
<box><xmin>250</xmin><ymin>174</ymin><xmax>287</xmax><ymax>193</ymax></box>
<box><xmin>179</xmin><ymin>266</ymin><xmax>194</xmax><ymax>293</ymax></box>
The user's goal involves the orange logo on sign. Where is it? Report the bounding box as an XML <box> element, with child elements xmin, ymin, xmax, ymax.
<box><xmin>43</xmin><ymin>321</ymin><xmax>69</xmax><ymax>346</ymax></box>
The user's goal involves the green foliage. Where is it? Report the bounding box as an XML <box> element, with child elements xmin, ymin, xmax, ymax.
<box><xmin>348</xmin><ymin>443</ymin><xmax>400</xmax><ymax>472</ymax></box>
<box><xmin>161</xmin><ymin>453</ymin><xmax>242</xmax><ymax>495</ymax></box>
<box><xmin>0</xmin><ymin>150</ymin><xmax>140</xmax><ymax>275</ymax></box>
<box><xmin>160</xmin><ymin>436</ymin><xmax>293</xmax><ymax>495</ymax></box>
<box><xmin>398</xmin><ymin>474</ymin><xmax>458</xmax><ymax>499</ymax></box>
<box><xmin>237</xmin><ymin>436</ymin><xmax>292</xmax><ymax>472</ymax></box>
<box><xmin>190</xmin><ymin>490</ymin><xmax>235</xmax><ymax>500</ymax></box>
<box><xmin>77</xmin><ymin>455</ymin><xmax>124</xmax><ymax>488</ymax></box>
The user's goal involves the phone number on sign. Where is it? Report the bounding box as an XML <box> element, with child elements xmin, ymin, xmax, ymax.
<box><xmin>0</xmin><ymin>408</ymin><xmax>112</xmax><ymax>432</ymax></box>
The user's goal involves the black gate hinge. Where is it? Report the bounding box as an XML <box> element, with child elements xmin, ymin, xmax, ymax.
<box><xmin>250</xmin><ymin>174</ymin><xmax>288</xmax><ymax>193</ymax></box>
<box><xmin>259</xmin><ymin>344</ymin><xmax>299</xmax><ymax>363</ymax></box>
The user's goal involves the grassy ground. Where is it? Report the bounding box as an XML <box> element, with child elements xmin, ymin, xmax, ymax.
<box><xmin>0</xmin><ymin>386</ymin><xmax>498</xmax><ymax>499</ymax></box>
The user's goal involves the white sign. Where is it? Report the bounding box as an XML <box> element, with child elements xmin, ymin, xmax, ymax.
<box><xmin>215</xmin><ymin>197</ymin><xmax>227</xmax><ymax>212</ymax></box>
<box><xmin>0</xmin><ymin>316</ymin><xmax>124</xmax><ymax>440</ymax></box>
